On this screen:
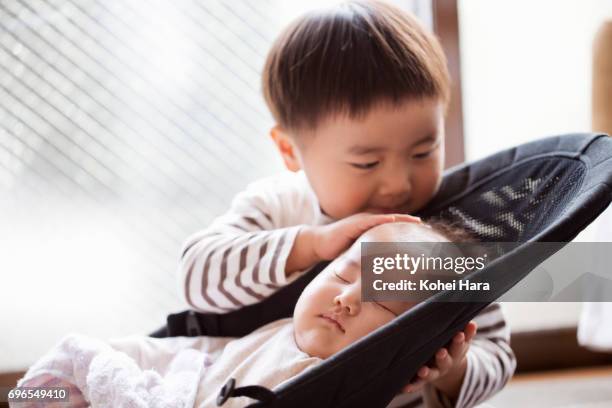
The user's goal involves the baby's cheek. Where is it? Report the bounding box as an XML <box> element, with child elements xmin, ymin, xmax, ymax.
<box><xmin>371</xmin><ymin>312</ymin><xmax>395</xmax><ymax>332</ymax></box>
<box><xmin>357</xmin><ymin>313</ymin><xmax>390</xmax><ymax>338</ymax></box>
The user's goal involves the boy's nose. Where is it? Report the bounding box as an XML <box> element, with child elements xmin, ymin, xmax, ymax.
<box><xmin>379</xmin><ymin>170</ymin><xmax>411</xmax><ymax>200</ymax></box>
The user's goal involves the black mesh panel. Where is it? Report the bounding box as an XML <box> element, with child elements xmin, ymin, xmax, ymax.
<box><xmin>429</xmin><ymin>158</ymin><xmax>586</xmax><ymax>241</ymax></box>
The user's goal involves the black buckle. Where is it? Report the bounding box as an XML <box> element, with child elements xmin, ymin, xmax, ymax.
<box><xmin>216</xmin><ymin>378</ymin><xmax>236</xmax><ymax>406</ymax></box>
<box><xmin>215</xmin><ymin>378</ymin><xmax>276</xmax><ymax>406</ymax></box>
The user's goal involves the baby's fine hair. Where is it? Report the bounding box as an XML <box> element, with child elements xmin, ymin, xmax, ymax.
<box><xmin>427</xmin><ymin>218</ymin><xmax>477</xmax><ymax>243</ymax></box>
<box><xmin>262</xmin><ymin>0</ymin><xmax>450</xmax><ymax>132</ymax></box>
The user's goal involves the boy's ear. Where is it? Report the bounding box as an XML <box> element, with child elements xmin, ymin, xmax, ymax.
<box><xmin>270</xmin><ymin>126</ymin><xmax>302</xmax><ymax>172</ymax></box>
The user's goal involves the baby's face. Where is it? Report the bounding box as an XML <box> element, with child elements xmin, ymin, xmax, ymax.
<box><xmin>293</xmin><ymin>222</ymin><xmax>449</xmax><ymax>359</ymax></box>
<box><xmin>291</xmin><ymin>97</ymin><xmax>445</xmax><ymax>219</ymax></box>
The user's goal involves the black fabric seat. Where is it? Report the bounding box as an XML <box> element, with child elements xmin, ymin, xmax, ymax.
<box><xmin>154</xmin><ymin>133</ymin><xmax>612</xmax><ymax>407</ymax></box>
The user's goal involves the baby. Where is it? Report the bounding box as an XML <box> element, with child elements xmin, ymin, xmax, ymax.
<box><xmin>14</xmin><ymin>221</ymin><xmax>471</xmax><ymax>408</ymax></box>
<box><xmin>293</xmin><ymin>220</ymin><xmax>459</xmax><ymax>360</ymax></box>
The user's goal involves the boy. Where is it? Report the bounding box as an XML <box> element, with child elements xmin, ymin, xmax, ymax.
<box><xmin>17</xmin><ymin>222</ymin><xmax>489</xmax><ymax>408</ymax></box>
<box><xmin>179</xmin><ymin>1</ymin><xmax>515</xmax><ymax>406</ymax></box>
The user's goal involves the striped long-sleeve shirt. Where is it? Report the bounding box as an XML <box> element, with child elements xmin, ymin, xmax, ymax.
<box><xmin>179</xmin><ymin>171</ymin><xmax>334</xmax><ymax>313</ymax></box>
<box><xmin>178</xmin><ymin>170</ymin><xmax>516</xmax><ymax>408</ymax></box>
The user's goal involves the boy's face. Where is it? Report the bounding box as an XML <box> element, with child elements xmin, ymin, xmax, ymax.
<box><xmin>275</xmin><ymin>98</ymin><xmax>445</xmax><ymax>219</ymax></box>
<box><xmin>293</xmin><ymin>222</ymin><xmax>447</xmax><ymax>359</ymax></box>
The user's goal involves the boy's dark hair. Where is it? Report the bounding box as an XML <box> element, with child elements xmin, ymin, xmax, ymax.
<box><xmin>262</xmin><ymin>0</ymin><xmax>450</xmax><ymax>132</ymax></box>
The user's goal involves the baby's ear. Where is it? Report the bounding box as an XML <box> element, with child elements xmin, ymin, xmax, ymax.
<box><xmin>270</xmin><ymin>126</ymin><xmax>301</xmax><ymax>172</ymax></box>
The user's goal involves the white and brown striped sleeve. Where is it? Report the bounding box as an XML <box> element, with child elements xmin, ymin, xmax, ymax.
<box><xmin>453</xmin><ymin>302</ymin><xmax>516</xmax><ymax>408</ymax></box>
<box><xmin>178</xmin><ymin>174</ymin><xmax>316</xmax><ymax>313</ymax></box>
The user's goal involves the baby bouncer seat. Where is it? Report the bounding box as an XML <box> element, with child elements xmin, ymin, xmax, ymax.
<box><xmin>154</xmin><ymin>133</ymin><xmax>612</xmax><ymax>407</ymax></box>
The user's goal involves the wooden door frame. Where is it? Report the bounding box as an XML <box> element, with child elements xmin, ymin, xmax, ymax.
<box><xmin>432</xmin><ymin>0</ymin><xmax>465</xmax><ymax>169</ymax></box>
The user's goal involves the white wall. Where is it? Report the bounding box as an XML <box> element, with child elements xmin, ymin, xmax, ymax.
<box><xmin>459</xmin><ymin>0</ymin><xmax>612</xmax><ymax>160</ymax></box>
<box><xmin>458</xmin><ymin>0</ymin><xmax>612</xmax><ymax>331</ymax></box>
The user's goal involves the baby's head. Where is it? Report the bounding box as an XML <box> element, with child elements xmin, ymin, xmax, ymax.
<box><xmin>293</xmin><ymin>221</ymin><xmax>468</xmax><ymax>358</ymax></box>
<box><xmin>263</xmin><ymin>0</ymin><xmax>450</xmax><ymax>218</ymax></box>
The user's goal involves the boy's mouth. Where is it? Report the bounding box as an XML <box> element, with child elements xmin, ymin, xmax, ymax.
<box><xmin>370</xmin><ymin>208</ymin><xmax>398</xmax><ymax>214</ymax></box>
<box><xmin>319</xmin><ymin>313</ymin><xmax>345</xmax><ymax>333</ymax></box>
<box><xmin>368</xmin><ymin>202</ymin><xmax>411</xmax><ymax>214</ymax></box>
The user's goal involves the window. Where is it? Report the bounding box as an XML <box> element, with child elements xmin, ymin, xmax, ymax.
<box><xmin>0</xmin><ymin>0</ymin><xmax>435</xmax><ymax>371</ymax></box>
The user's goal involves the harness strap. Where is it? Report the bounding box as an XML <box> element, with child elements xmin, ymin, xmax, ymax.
<box><xmin>163</xmin><ymin>265</ymin><xmax>326</xmax><ymax>338</ymax></box>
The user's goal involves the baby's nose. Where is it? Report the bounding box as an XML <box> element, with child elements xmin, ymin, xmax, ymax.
<box><xmin>334</xmin><ymin>291</ymin><xmax>361</xmax><ymax>315</ymax></box>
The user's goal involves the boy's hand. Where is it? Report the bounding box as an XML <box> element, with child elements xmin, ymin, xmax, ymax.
<box><xmin>285</xmin><ymin>213</ymin><xmax>421</xmax><ymax>275</ymax></box>
<box><xmin>401</xmin><ymin>321</ymin><xmax>477</xmax><ymax>400</ymax></box>
<box><xmin>313</xmin><ymin>213</ymin><xmax>421</xmax><ymax>260</ymax></box>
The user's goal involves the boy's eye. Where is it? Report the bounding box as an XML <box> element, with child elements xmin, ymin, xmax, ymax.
<box><xmin>412</xmin><ymin>150</ymin><xmax>433</xmax><ymax>159</ymax></box>
<box><xmin>412</xmin><ymin>142</ymin><xmax>440</xmax><ymax>159</ymax></box>
<box><xmin>350</xmin><ymin>161</ymin><xmax>379</xmax><ymax>170</ymax></box>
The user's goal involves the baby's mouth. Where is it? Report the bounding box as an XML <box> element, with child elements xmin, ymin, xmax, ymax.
<box><xmin>319</xmin><ymin>313</ymin><xmax>345</xmax><ymax>333</ymax></box>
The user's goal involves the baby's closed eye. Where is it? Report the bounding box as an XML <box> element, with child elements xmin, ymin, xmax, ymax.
<box><xmin>334</xmin><ymin>270</ymin><xmax>350</xmax><ymax>283</ymax></box>
<box><xmin>374</xmin><ymin>302</ymin><xmax>397</xmax><ymax>316</ymax></box>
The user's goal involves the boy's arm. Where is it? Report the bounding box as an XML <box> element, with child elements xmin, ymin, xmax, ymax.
<box><xmin>179</xmin><ymin>175</ymin><xmax>310</xmax><ymax>313</ymax></box>
<box><xmin>424</xmin><ymin>303</ymin><xmax>516</xmax><ymax>408</ymax></box>
<box><xmin>179</xmin><ymin>174</ymin><xmax>420</xmax><ymax>314</ymax></box>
